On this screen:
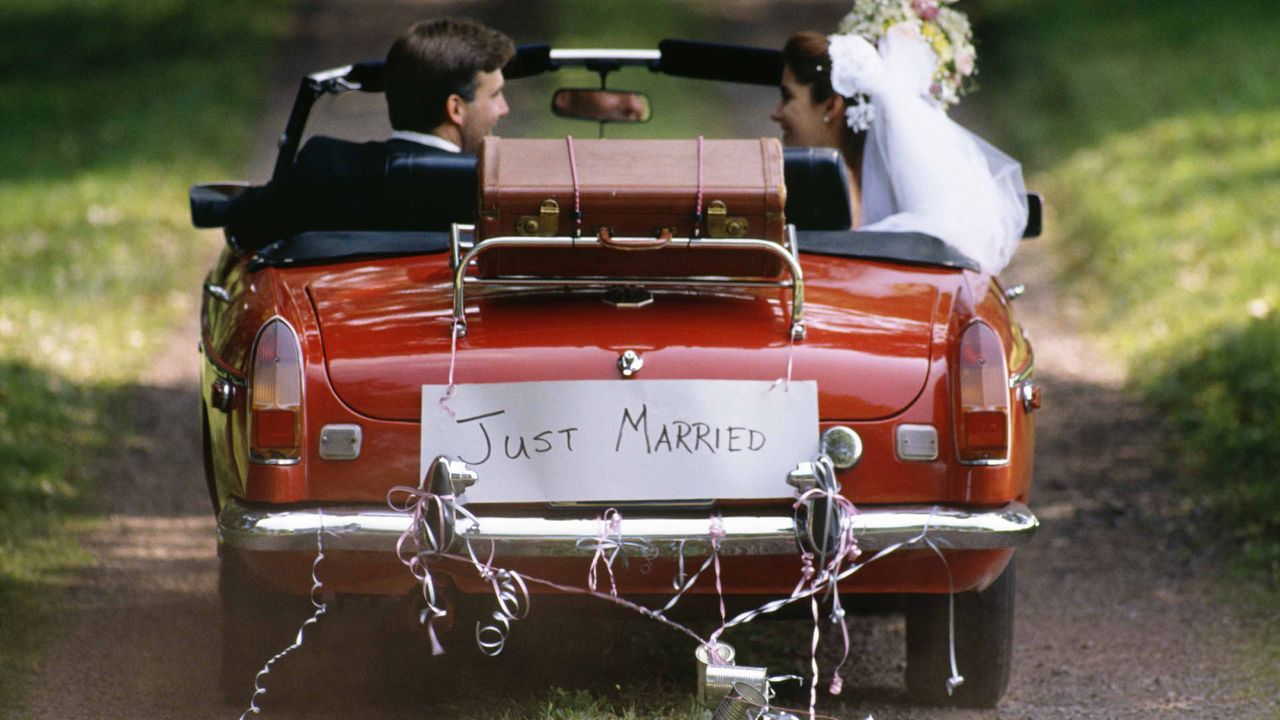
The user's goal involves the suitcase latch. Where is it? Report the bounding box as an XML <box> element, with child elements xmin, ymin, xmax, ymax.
<box><xmin>517</xmin><ymin>199</ymin><xmax>560</xmax><ymax>237</ymax></box>
<box><xmin>706</xmin><ymin>200</ymin><xmax>749</xmax><ymax>238</ymax></box>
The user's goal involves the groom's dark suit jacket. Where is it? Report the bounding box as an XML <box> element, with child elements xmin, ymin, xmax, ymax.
<box><xmin>225</xmin><ymin>137</ymin><xmax>477</xmax><ymax>250</ymax></box>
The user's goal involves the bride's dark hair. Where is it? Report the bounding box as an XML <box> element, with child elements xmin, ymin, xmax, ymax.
<box><xmin>783</xmin><ymin>32</ymin><xmax>837</xmax><ymax>103</ymax></box>
<box><xmin>782</xmin><ymin>31</ymin><xmax>866</xmax><ymax>186</ymax></box>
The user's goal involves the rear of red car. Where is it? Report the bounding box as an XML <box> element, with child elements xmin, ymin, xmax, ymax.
<box><xmin>195</xmin><ymin>48</ymin><xmax>1040</xmax><ymax>710</ymax></box>
<box><xmin>200</xmin><ymin>226</ymin><xmax>1037</xmax><ymax>705</ymax></box>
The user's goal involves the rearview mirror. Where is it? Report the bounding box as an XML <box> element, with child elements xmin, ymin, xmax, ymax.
<box><xmin>551</xmin><ymin>89</ymin><xmax>652</xmax><ymax>123</ymax></box>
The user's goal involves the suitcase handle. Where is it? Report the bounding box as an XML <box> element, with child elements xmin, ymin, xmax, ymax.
<box><xmin>597</xmin><ymin>226</ymin><xmax>672</xmax><ymax>251</ymax></box>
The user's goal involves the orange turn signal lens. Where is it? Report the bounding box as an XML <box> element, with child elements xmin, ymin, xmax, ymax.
<box><xmin>962</xmin><ymin>409</ymin><xmax>1008</xmax><ymax>451</ymax></box>
<box><xmin>253</xmin><ymin>408</ymin><xmax>298</xmax><ymax>450</ymax></box>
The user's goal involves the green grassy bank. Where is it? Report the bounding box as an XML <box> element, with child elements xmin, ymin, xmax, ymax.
<box><xmin>973</xmin><ymin>0</ymin><xmax>1280</xmax><ymax>683</ymax></box>
<box><xmin>0</xmin><ymin>0</ymin><xmax>289</xmax><ymax>703</ymax></box>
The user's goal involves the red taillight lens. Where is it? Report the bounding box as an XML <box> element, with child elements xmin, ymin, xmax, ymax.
<box><xmin>956</xmin><ymin>321</ymin><xmax>1009</xmax><ymax>462</ymax></box>
<box><xmin>249</xmin><ymin>319</ymin><xmax>302</xmax><ymax>460</ymax></box>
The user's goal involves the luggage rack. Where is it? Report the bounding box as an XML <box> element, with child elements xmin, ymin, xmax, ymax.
<box><xmin>449</xmin><ymin>223</ymin><xmax>807</xmax><ymax>341</ymax></box>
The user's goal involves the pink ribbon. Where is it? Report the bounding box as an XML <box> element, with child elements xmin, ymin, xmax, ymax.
<box><xmin>386</xmin><ymin>481</ymin><xmax>961</xmax><ymax>708</ymax></box>
<box><xmin>705</xmin><ymin>515</ymin><xmax>729</xmax><ymax>648</ymax></box>
<box><xmin>389</xmin><ymin>486</ymin><xmax>453</xmax><ymax>655</ymax></box>
<box><xmin>793</xmin><ymin>485</ymin><xmax>862</xmax><ymax>700</ymax></box>
<box><xmin>437</xmin><ymin>319</ymin><xmax>462</xmax><ymax>419</ymax></box>
<box><xmin>586</xmin><ymin>508</ymin><xmax>624</xmax><ymax>596</ymax></box>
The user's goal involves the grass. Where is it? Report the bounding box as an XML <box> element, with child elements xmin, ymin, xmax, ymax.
<box><xmin>971</xmin><ymin>0</ymin><xmax>1280</xmax><ymax>694</ymax></box>
<box><xmin>0</xmin><ymin>0</ymin><xmax>290</xmax><ymax>707</ymax></box>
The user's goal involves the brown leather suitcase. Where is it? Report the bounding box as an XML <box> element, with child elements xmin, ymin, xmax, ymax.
<box><xmin>474</xmin><ymin>137</ymin><xmax>787</xmax><ymax>278</ymax></box>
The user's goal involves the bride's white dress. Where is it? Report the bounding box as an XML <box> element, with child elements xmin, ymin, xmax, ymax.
<box><xmin>831</xmin><ymin>24</ymin><xmax>1027</xmax><ymax>275</ymax></box>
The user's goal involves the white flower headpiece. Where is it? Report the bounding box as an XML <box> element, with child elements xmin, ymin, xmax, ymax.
<box><xmin>827</xmin><ymin>33</ymin><xmax>881</xmax><ymax>132</ymax></box>
<box><xmin>828</xmin><ymin>0</ymin><xmax>977</xmax><ymax>131</ymax></box>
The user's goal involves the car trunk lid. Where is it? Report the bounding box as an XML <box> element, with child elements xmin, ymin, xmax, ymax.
<box><xmin>307</xmin><ymin>256</ymin><xmax>947</xmax><ymax>421</ymax></box>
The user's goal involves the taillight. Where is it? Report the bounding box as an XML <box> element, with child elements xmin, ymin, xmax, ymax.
<box><xmin>956</xmin><ymin>321</ymin><xmax>1010</xmax><ymax>463</ymax></box>
<box><xmin>249</xmin><ymin>319</ymin><xmax>302</xmax><ymax>462</ymax></box>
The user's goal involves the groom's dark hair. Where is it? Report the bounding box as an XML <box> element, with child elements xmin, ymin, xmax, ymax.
<box><xmin>385</xmin><ymin>17</ymin><xmax>515</xmax><ymax>132</ymax></box>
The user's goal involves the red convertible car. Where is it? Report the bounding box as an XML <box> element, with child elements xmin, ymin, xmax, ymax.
<box><xmin>192</xmin><ymin>41</ymin><xmax>1041</xmax><ymax>709</ymax></box>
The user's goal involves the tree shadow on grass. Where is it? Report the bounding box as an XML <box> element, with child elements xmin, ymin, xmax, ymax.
<box><xmin>0</xmin><ymin>0</ymin><xmax>289</xmax><ymax>185</ymax></box>
<box><xmin>1141</xmin><ymin>314</ymin><xmax>1280</xmax><ymax>582</ymax></box>
<box><xmin>972</xmin><ymin>0</ymin><xmax>1280</xmax><ymax>169</ymax></box>
<box><xmin>0</xmin><ymin>357</ymin><xmax>216</xmax><ymax>712</ymax></box>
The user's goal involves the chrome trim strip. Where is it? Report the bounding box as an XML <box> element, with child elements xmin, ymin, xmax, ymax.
<box><xmin>550</xmin><ymin>49</ymin><xmax>661</xmax><ymax>63</ymax></box>
<box><xmin>218</xmin><ymin>499</ymin><xmax>1038</xmax><ymax>556</ymax></box>
<box><xmin>1009</xmin><ymin>356</ymin><xmax>1035</xmax><ymax>387</ymax></box>
<box><xmin>468</xmin><ymin>277</ymin><xmax>792</xmax><ymax>288</ymax></box>
<box><xmin>451</xmin><ymin>233</ymin><xmax>805</xmax><ymax>341</ymax></box>
<box><xmin>203</xmin><ymin>282</ymin><xmax>232</xmax><ymax>304</ymax></box>
<box><xmin>307</xmin><ymin>64</ymin><xmax>355</xmax><ymax>84</ymax></box>
<box><xmin>247</xmin><ymin>457</ymin><xmax>301</xmax><ymax>467</ymax></box>
<box><xmin>202</xmin><ymin>347</ymin><xmax>247</xmax><ymax>386</ymax></box>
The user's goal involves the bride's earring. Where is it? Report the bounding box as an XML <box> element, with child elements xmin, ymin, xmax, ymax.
<box><xmin>823</xmin><ymin>115</ymin><xmax>831</xmax><ymax>123</ymax></box>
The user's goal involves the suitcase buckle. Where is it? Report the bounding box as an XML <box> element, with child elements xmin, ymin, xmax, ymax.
<box><xmin>516</xmin><ymin>198</ymin><xmax>560</xmax><ymax>237</ymax></box>
<box><xmin>706</xmin><ymin>200</ymin><xmax>749</xmax><ymax>238</ymax></box>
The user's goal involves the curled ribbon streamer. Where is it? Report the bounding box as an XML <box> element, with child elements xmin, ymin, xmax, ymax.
<box><xmin>718</xmin><ymin>506</ymin><xmax>959</xmax><ymax>709</ymax></box>
<box><xmin>924</xmin><ymin>535</ymin><xmax>964</xmax><ymax>695</ymax></box>
<box><xmin>387</xmin><ymin>482</ymin><xmax>961</xmax><ymax>706</ymax></box>
<box><xmin>582</xmin><ymin>508</ymin><xmax>624</xmax><ymax>597</ymax></box>
<box><xmin>704</xmin><ymin>516</ymin><xmax>729</xmax><ymax>648</ymax></box>
<box><xmin>794</xmin><ymin>461</ymin><xmax>862</xmax><ymax>697</ymax></box>
<box><xmin>389</xmin><ymin>484</ymin><xmax>536</xmax><ymax>658</ymax></box>
<box><xmin>654</xmin><ymin>551</ymin><xmax>716</xmax><ymax>619</ymax></box>
<box><xmin>389</xmin><ymin>485</ymin><xmax>454</xmax><ymax>655</ymax></box>
<box><xmin>239</xmin><ymin>512</ymin><xmax>332</xmax><ymax>719</ymax></box>
<box><xmin>406</xmin><ymin>497</ymin><xmax>709</xmax><ymax>645</ymax></box>
<box><xmin>808</xmin><ymin>590</ymin><xmax>821</xmax><ymax>719</ymax></box>
<box><xmin>464</xmin><ymin>538</ymin><xmax>531</xmax><ymax>656</ymax></box>
<box><xmin>671</xmin><ymin>539</ymin><xmax>688</xmax><ymax>590</ymax></box>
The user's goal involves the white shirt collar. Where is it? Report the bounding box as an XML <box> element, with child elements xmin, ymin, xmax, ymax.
<box><xmin>389</xmin><ymin>130</ymin><xmax>461</xmax><ymax>153</ymax></box>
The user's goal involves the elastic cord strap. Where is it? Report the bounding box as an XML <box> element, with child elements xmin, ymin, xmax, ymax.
<box><xmin>692</xmin><ymin>135</ymin><xmax>705</xmax><ymax>239</ymax></box>
<box><xmin>566</xmin><ymin>135</ymin><xmax>583</xmax><ymax>239</ymax></box>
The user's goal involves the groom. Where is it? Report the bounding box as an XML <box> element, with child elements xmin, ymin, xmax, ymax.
<box><xmin>225</xmin><ymin>17</ymin><xmax>515</xmax><ymax>250</ymax></box>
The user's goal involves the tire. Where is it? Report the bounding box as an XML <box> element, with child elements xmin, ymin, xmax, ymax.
<box><xmin>905</xmin><ymin>557</ymin><xmax>1015</xmax><ymax>708</ymax></box>
<box><xmin>219</xmin><ymin>552</ymin><xmax>313</xmax><ymax>707</ymax></box>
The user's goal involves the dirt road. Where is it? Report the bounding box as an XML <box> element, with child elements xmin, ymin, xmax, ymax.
<box><xmin>9</xmin><ymin>2</ymin><xmax>1276</xmax><ymax>718</ymax></box>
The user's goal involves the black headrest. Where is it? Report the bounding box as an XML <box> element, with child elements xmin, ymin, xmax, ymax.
<box><xmin>384</xmin><ymin>151</ymin><xmax>477</xmax><ymax>224</ymax></box>
<box><xmin>783</xmin><ymin>147</ymin><xmax>853</xmax><ymax>231</ymax></box>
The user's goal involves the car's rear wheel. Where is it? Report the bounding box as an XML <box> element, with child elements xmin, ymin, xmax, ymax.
<box><xmin>219</xmin><ymin>552</ymin><xmax>313</xmax><ymax>707</ymax></box>
<box><xmin>904</xmin><ymin>557</ymin><xmax>1015</xmax><ymax>708</ymax></box>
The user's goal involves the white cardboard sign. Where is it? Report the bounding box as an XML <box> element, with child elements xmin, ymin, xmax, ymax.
<box><xmin>420</xmin><ymin>380</ymin><xmax>818</xmax><ymax>503</ymax></box>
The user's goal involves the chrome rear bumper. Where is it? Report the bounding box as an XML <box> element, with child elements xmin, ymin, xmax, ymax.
<box><xmin>218</xmin><ymin>499</ymin><xmax>1038</xmax><ymax>557</ymax></box>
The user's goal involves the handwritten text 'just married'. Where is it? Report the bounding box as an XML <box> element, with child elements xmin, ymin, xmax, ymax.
<box><xmin>456</xmin><ymin>403</ymin><xmax>767</xmax><ymax>465</ymax></box>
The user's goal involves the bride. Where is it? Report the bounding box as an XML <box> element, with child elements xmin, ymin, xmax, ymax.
<box><xmin>771</xmin><ymin>1</ymin><xmax>1028</xmax><ymax>275</ymax></box>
